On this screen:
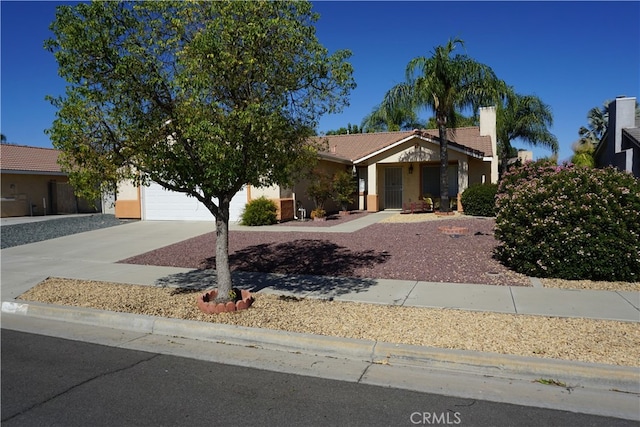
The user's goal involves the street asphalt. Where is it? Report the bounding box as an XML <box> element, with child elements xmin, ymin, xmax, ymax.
<box><xmin>1</xmin><ymin>212</ymin><xmax>639</xmax><ymax>421</ymax></box>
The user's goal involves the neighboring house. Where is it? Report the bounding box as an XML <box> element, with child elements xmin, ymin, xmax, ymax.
<box><xmin>115</xmin><ymin>106</ymin><xmax>498</xmax><ymax>221</ymax></box>
<box><xmin>0</xmin><ymin>143</ymin><xmax>99</xmax><ymax>217</ymax></box>
<box><xmin>506</xmin><ymin>150</ymin><xmax>533</xmax><ymax>167</ymax></box>
<box><xmin>594</xmin><ymin>96</ymin><xmax>640</xmax><ymax>178</ymax></box>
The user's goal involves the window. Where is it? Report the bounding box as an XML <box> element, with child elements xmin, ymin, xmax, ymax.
<box><xmin>421</xmin><ymin>164</ymin><xmax>458</xmax><ymax>197</ymax></box>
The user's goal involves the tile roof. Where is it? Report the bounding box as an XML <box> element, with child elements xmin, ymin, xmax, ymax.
<box><xmin>315</xmin><ymin>127</ymin><xmax>492</xmax><ymax>163</ymax></box>
<box><xmin>0</xmin><ymin>144</ymin><xmax>64</xmax><ymax>173</ymax></box>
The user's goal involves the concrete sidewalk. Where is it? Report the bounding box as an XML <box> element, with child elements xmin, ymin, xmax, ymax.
<box><xmin>2</xmin><ymin>215</ymin><xmax>638</xmax><ymax>321</ymax></box>
<box><xmin>1</xmin><ymin>214</ymin><xmax>639</xmax><ymax>421</ymax></box>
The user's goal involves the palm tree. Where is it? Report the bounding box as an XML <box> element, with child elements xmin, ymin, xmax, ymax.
<box><xmin>497</xmin><ymin>88</ymin><xmax>558</xmax><ymax>174</ymax></box>
<box><xmin>578</xmin><ymin>102</ymin><xmax>609</xmax><ymax>145</ymax></box>
<box><xmin>361</xmin><ymin>103</ymin><xmax>423</xmax><ymax>132</ymax></box>
<box><xmin>376</xmin><ymin>38</ymin><xmax>505</xmax><ymax>212</ymax></box>
<box><xmin>1</xmin><ymin>134</ymin><xmax>6</xmax><ymax>144</ymax></box>
<box><xmin>425</xmin><ymin>112</ymin><xmax>477</xmax><ymax>129</ymax></box>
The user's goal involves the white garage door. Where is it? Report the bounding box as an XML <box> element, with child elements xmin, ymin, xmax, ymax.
<box><xmin>141</xmin><ymin>183</ymin><xmax>248</xmax><ymax>222</ymax></box>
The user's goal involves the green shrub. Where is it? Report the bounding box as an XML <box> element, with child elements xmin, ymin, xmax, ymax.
<box><xmin>332</xmin><ymin>170</ymin><xmax>356</xmax><ymax>211</ymax></box>
<box><xmin>240</xmin><ymin>197</ymin><xmax>277</xmax><ymax>226</ymax></box>
<box><xmin>495</xmin><ymin>163</ymin><xmax>640</xmax><ymax>281</ymax></box>
<box><xmin>307</xmin><ymin>171</ymin><xmax>333</xmax><ymax>210</ymax></box>
<box><xmin>461</xmin><ymin>183</ymin><xmax>498</xmax><ymax>217</ymax></box>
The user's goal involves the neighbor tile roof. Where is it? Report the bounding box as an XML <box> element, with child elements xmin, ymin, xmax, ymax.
<box><xmin>0</xmin><ymin>144</ymin><xmax>64</xmax><ymax>173</ymax></box>
<box><xmin>315</xmin><ymin>127</ymin><xmax>492</xmax><ymax>162</ymax></box>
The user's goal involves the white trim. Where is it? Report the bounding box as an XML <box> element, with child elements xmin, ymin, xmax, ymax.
<box><xmin>354</xmin><ymin>134</ymin><xmax>485</xmax><ymax>165</ymax></box>
<box><xmin>354</xmin><ymin>135</ymin><xmax>431</xmax><ymax>163</ymax></box>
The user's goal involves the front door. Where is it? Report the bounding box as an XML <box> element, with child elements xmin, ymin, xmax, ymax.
<box><xmin>384</xmin><ymin>167</ymin><xmax>403</xmax><ymax>209</ymax></box>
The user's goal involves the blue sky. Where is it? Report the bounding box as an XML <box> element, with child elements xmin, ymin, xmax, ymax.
<box><xmin>1</xmin><ymin>1</ymin><xmax>638</xmax><ymax>163</ymax></box>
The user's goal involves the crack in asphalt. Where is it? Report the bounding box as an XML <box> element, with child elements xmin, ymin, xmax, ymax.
<box><xmin>1</xmin><ymin>353</ymin><xmax>161</xmax><ymax>423</ymax></box>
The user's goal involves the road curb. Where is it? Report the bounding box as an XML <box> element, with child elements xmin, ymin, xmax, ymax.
<box><xmin>3</xmin><ymin>300</ymin><xmax>639</xmax><ymax>393</ymax></box>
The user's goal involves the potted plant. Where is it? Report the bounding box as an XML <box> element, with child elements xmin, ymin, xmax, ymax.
<box><xmin>310</xmin><ymin>208</ymin><xmax>327</xmax><ymax>221</ymax></box>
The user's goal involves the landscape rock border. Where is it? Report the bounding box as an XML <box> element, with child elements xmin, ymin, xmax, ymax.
<box><xmin>197</xmin><ymin>289</ymin><xmax>254</xmax><ymax>314</ymax></box>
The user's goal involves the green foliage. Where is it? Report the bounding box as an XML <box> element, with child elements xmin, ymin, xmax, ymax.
<box><xmin>45</xmin><ymin>0</ymin><xmax>355</xmax><ymax>300</ymax></box>
<box><xmin>310</xmin><ymin>208</ymin><xmax>326</xmax><ymax>219</ymax></box>
<box><xmin>495</xmin><ymin>163</ymin><xmax>640</xmax><ymax>281</ymax></box>
<box><xmin>332</xmin><ymin>170</ymin><xmax>356</xmax><ymax>210</ymax></box>
<box><xmin>325</xmin><ymin>123</ymin><xmax>361</xmax><ymax>135</ymax></box>
<box><xmin>460</xmin><ymin>183</ymin><xmax>497</xmax><ymax>217</ymax></box>
<box><xmin>45</xmin><ymin>0</ymin><xmax>355</xmax><ymax>215</ymax></box>
<box><xmin>571</xmin><ymin>141</ymin><xmax>595</xmax><ymax>167</ymax></box>
<box><xmin>307</xmin><ymin>171</ymin><xmax>333</xmax><ymax>209</ymax></box>
<box><xmin>496</xmin><ymin>88</ymin><xmax>558</xmax><ymax>171</ymax></box>
<box><xmin>240</xmin><ymin>197</ymin><xmax>278</xmax><ymax>226</ymax></box>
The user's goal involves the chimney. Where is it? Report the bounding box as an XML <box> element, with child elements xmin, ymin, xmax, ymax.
<box><xmin>479</xmin><ymin>106</ymin><xmax>498</xmax><ymax>183</ymax></box>
<box><xmin>609</xmin><ymin>96</ymin><xmax>636</xmax><ymax>154</ymax></box>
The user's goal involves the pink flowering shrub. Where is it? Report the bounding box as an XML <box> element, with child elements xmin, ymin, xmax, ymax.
<box><xmin>495</xmin><ymin>162</ymin><xmax>640</xmax><ymax>281</ymax></box>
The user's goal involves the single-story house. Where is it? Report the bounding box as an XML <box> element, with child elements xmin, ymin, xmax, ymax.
<box><xmin>115</xmin><ymin>106</ymin><xmax>498</xmax><ymax>222</ymax></box>
<box><xmin>0</xmin><ymin>143</ymin><xmax>99</xmax><ymax>217</ymax></box>
<box><xmin>594</xmin><ymin>96</ymin><xmax>640</xmax><ymax>178</ymax></box>
<box><xmin>252</xmin><ymin>105</ymin><xmax>499</xmax><ymax>216</ymax></box>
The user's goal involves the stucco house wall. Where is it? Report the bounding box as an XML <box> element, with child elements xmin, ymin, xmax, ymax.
<box><xmin>1</xmin><ymin>144</ymin><xmax>100</xmax><ymax>217</ymax></box>
<box><xmin>1</xmin><ymin>173</ymin><xmax>70</xmax><ymax>216</ymax></box>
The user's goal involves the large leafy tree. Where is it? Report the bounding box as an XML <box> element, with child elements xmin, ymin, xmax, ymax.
<box><xmin>45</xmin><ymin>1</ymin><xmax>355</xmax><ymax>302</ymax></box>
<box><xmin>496</xmin><ymin>88</ymin><xmax>558</xmax><ymax>174</ymax></box>
<box><xmin>374</xmin><ymin>38</ymin><xmax>505</xmax><ymax>211</ymax></box>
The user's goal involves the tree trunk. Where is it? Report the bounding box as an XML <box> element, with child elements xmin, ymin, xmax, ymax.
<box><xmin>438</xmin><ymin>120</ymin><xmax>450</xmax><ymax>213</ymax></box>
<box><xmin>214</xmin><ymin>195</ymin><xmax>233</xmax><ymax>303</ymax></box>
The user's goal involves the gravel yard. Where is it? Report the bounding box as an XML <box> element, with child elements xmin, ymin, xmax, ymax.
<box><xmin>121</xmin><ymin>214</ymin><xmax>531</xmax><ymax>286</ymax></box>
<box><xmin>8</xmin><ymin>212</ymin><xmax>640</xmax><ymax>367</ymax></box>
<box><xmin>1</xmin><ymin>214</ymin><xmax>128</xmax><ymax>249</ymax></box>
<box><xmin>19</xmin><ymin>277</ymin><xmax>640</xmax><ymax>367</ymax></box>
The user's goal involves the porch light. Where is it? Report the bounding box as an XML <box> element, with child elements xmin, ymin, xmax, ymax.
<box><xmin>352</xmin><ymin>164</ymin><xmax>357</xmax><ymax>176</ymax></box>
<box><xmin>408</xmin><ymin>164</ymin><xmax>414</xmax><ymax>174</ymax></box>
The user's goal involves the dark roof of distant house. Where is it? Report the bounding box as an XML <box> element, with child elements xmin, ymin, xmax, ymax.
<box><xmin>315</xmin><ymin>127</ymin><xmax>492</xmax><ymax>163</ymax></box>
<box><xmin>624</xmin><ymin>127</ymin><xmax>640</xmax><ymax>145</ymax></box>
<box><xmin>0</xmin><ymin>144</ymin><xmax>64</xmax><ymax>173</ymax></box>
<box><xmin>621</xmin><ymin>111</ymin><xmax>640</xmax><ymax>147</ymax></box>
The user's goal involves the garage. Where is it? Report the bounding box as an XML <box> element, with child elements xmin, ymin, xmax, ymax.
<box><xmin>141</xmin><ymin>182</ymin><xmax>248</xmax><ymax>222</ymax></box>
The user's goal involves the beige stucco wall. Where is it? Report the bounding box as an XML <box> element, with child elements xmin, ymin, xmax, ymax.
<box><xmin>467</xmin><ymin>158</ymin><xmax>493</xmax><ymax>186</ymax></box>
<box><xmin>363</xmin><ymin>137</ymin><xmax>478</xmax><ymax>211</ymax></box>
<box><xmin>291</xmin><ymin>159</ymin><xmax>354</xmax><ymax>214</ymax></box>
<box><xmin>114</xmin><ymin>180</ymin><xmax>141</xmax><ymax>219</ymax></box>
<box><xmin>249</xmin><ymin>184</ymin><xmax>281</xmax><ymax>200</ymax></box>
<box><xmin>1</xmin><ymin>173</ymin><xmax>68</xmax><ymax>217</ymax></box>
